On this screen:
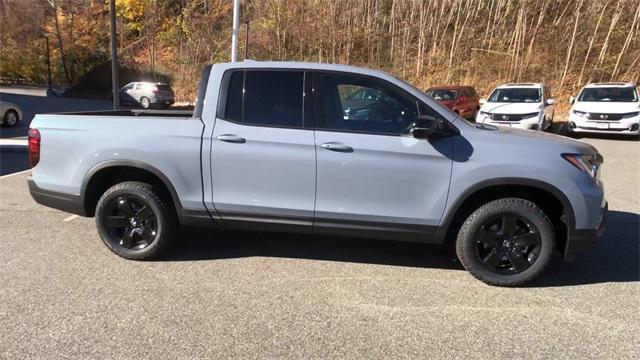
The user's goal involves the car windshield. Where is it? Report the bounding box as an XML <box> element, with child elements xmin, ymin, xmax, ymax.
<box><xmin>577</xmin><ymin>87</ymin><xmax>638</xmax><ymax>102</ymax></box>
<box><xmin>426</xmin><ymin>89</ymin><xmax>457</xmax><ymax>101</ymax></box>
<box><xmin>488</xmin><ymin>88</ymin><xmax>541</xmax><ymax>103</ymax></box>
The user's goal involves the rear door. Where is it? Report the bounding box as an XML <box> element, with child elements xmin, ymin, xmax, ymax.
<box><xmin>211</xmin><ymin>69</ymin><xmax>316</xmax><ymax>229</ymax></box>
<box><xmin>312</xmin><ymin>71</ymin><xmax>453</xmax><ymax>240</ymax></box>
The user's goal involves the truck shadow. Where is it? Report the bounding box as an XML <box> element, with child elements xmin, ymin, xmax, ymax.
<box><xmin>165</xmin><ymin>210</ymin><xmax>639</xmax><ymax>287</ymax></box>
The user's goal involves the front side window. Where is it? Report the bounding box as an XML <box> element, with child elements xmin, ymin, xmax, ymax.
<box><xmin>316</xmin><ymin>72</ymin><xmax>421</xmax><ymax>135</ymax></box>
<box><xmin>578</xmin><ymin>87</ymin><xmax>638</xmax><ymax>102</ymax></box>
<box><xmin>488</xmin><ymin>88</ymin><xmax>541</xmax><ymax>103</ymax></box>
<box><xmin>221</xmin><ymin>70</ymin><xmax>304</xmax><ymax>128</ymax></box>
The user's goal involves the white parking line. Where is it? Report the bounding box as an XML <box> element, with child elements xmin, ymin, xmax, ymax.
<box><xmin>0</xmin><ymin>169</ymin><xmax>31</xmax><ymax>179</ymax></box>
<box><xmin>62</xmin><ymin>215</ymin><xmax>79</xmax><ymax>222</ymax></box>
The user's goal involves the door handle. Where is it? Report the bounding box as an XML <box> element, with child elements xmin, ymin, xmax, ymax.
<box><xmin>216</xmin><ymin>134</ymin><xmax>246</xmax><ymax>143</ymax></box>
<box><xmin>320</xmin><ymin>142</ymin><xmax>353</xmax><ymax>153</ymax></box>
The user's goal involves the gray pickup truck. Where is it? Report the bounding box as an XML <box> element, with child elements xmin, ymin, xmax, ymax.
<box><xmin>28</xmin><ymin>61</ymin><xmax>606</xmax><ymax>286</ymax></box>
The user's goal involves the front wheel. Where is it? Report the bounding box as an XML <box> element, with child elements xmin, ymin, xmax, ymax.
<box><xmin>455</xmin><ymin>198</ymin><xmax>555</xmax><ymax>287</ymax></box>
<box><xmin>95</xmin><ymin>181</ymin><xmax>176</xmax><ymax>260</ymax></box>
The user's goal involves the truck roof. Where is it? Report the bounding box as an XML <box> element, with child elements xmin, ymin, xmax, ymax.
<box><xmin>215</xmin><ymin>61</ymin><xmax>396</xmax><ymax>82</ymax></box>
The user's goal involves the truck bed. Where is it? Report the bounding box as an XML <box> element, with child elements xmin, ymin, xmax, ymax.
<box><xmin>54</xmin><ymin>109</ymin><xmax>194</xmax><ymax>118</ymax></box>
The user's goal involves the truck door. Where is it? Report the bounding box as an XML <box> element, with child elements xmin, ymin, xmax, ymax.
<box><xmin>311</xmin><ymin>71</ymin><xmax>453</xmax><ymax>240</ymax></box>
<box><xmin>210</xmin><ymin>69</ymin><xmax>316</xmax><ymax>231</ymax></box>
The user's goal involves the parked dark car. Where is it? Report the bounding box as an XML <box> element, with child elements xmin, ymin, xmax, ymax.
<box><xmin>425</xmin><ymin>86</ymin><xmax>480</xmax><ymax>120</ymax></box>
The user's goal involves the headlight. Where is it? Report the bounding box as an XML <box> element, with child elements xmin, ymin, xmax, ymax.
<box><xmin>562</xmin><ymin>153</ymin><xmax>603</xmax><ymax>178</ymax></box>
<box><xmin>622</xmin><ymin>111</ymin><xmax>640</xmax><ymax>119</ymax></box>
<box><xmin>521</xmin><ymin>112</ymin><xmax>541</xmax><ymax>119</ymax></box>
<box><xmin>572</xmin><ymin>110</ymin><xmax>589</xmax><ymax>118</ymax></box>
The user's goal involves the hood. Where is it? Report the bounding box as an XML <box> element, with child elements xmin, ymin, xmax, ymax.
<box><xmin>467</xmin><ymin>123</ymin><xmax>597</xmax><ymax>154</ymax></box>
<box><xmin>480</xmin><ymin>102</ymin><xmax>543</xmax><ymax>114</ymax></box>
<box><xmin>571</xmin><ymin>101</ymin><xmax>640</xmax><ymax>114</ymax></box>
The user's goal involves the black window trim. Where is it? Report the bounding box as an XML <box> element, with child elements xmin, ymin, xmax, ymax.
<box><xmin>216</xmin><ymin>68</ymin><xmax>311</xmax><ymax>130</ymax></box>
<box><xmin>215</xmin><ymin>67</ymin><xmax>454</xmax><ymax>136</ymax></box>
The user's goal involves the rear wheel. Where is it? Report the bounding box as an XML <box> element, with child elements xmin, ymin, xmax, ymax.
<box><xmin>455</xmin><ymin>198</ymin><xmax>555</xmax><ymax>287</ymax></box>
<box><xmin>140</xmin><ymin>96</ymin><xmax>151</xmax><ymax>109</ymax></box>
<box><xmin>95</xmin><ymin>181</ymin><xmax>176</xmax><ymax>260</ymax></box>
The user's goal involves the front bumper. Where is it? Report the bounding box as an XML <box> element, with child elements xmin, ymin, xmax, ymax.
<box><xmin>563</xmin><ymin>201</ymin><xmax>607</xmax><ymax>261</ymax></box>
<box><xmin>568</xmin><ymin>114</ymin><xmax>640</xmax><ymax>135</ymax></box>
<box><xmin>476</xmin><ymin>115</ymin><xmax>542</xmax><ymax>130</ymax></box>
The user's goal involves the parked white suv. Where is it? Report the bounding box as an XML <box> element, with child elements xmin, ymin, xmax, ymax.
<box><xmin>567</xmin><ymin>82</ymin><xmax>640</xmax><ymax>137</ymax></box>
<box><xmin>476</xmin><ymin>83</ymin><xmax>555</xmax><ymax>131</ymax></box>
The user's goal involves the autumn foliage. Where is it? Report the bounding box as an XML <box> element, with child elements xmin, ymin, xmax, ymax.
<box><xmin>1</xmin><ymin>0</ymin><xmax>639</xmax><ymax>116</ymax></box>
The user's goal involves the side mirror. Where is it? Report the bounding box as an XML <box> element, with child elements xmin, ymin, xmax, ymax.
<box><xmin>412</xmin><ymin>116</ymin><xmax>459</xmax><ymax>139</ymax></box>
<box><xmin>545</xmin><ymin>98</ymin><xmax>556</xmax><ymax>106</ymax></box>
<box><xmin>479</xmin><ymin>98</ymin><xmax>487</xmax><ymax>105</ymax></box>
<box><xmin>569</xmin><ymin>96</ymin><xmax>575</xmax><ymax>105</ymax></box>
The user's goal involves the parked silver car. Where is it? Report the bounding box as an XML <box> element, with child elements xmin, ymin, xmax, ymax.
<box><xmin>119</xmin><ymin>82</ymin><xmax>175</xmax><ymax>109</ymax></box>
<box><xmin>0</xmin><ymin>101</ymin><xmax>23</xmax><ymax>127</ymax></box>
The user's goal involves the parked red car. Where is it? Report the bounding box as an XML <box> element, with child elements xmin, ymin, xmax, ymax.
<box><xmin>425</xmin><ymin>86</ymin><xmax>480</xmax><ymax>120</ymax></box>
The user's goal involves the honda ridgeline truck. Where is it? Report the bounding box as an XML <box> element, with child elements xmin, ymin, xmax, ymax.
<box><xmin>28</xmin><ymin>62</ymin><xmax>607</xmax><ymax>286</ymax></box>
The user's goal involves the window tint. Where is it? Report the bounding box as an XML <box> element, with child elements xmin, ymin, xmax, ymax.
<box><xmin>488</xmin><ymin>88</ymin><xmax>541</xmax><ymax>103</ymax></box>
<box><xmin>225</xmin><ymin>71</ymin><xmax>244</xmax><ymax>122</ymax></box>
<box><xmin>244</xmin><ymin>71</ymin><xmax>303</xmax><ymax>127</ymax></box>
<box><xmin>316</xmin><ymin>73</ymin><xmax>421</xmax><ymax>135</ymax></box>
<box><xmin>426</xmin><ymin>89</ymin><xmax>457</xmax><ymax>101</ymax></box>
<box><xmin>577</xmin><ymin>87</ymin><xmax>637</xmax><ymax>102</ymax></box>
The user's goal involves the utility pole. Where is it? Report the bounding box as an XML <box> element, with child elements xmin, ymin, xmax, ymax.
<box><xmin>45</xmin><ymin>37</ymin><xmax>52</xmax><ymax>92</ymax></box>
<box><xmin>244</xmin><ymin>20</ymin><xmax>250</xmax><ymax>60</ymax></box>
<box><xmin>109</xmin><ymin>0</ymin><xmax>120</xmax><ymax>109</ymax></box>
<box><xmin>231</xmin><ymin>0</ymin><xmax>240</xmax><ymax>62</ymax></box>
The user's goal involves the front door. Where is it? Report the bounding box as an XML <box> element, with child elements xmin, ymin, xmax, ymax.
<box><xmin>211</xmin><ymin>70</ymin><xmax>316</xmax><ymax>230</ymax></box>
<box><xmin>312</xmin><ymin>72</ymin><xmax>453</xmax><ymax>240</ymax></box>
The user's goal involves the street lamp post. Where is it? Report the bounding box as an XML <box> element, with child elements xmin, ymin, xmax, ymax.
<box><xmin>109</xmin><ymin>0</ymin><xmax>120</xmax><ymax>109</ymax></box>
<box><xmin>231</xmin><ymin>0</ymin><xmax>240</xmax><ymax>62</ymax></box>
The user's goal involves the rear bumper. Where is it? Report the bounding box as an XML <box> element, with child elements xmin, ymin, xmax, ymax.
<box><xmin>563</xmin><ymin>202</ymin><xmax>607</xmax><ymax>261</ymax></box>
<box><xmin>28</xmin><ymin>177</ymin><xmax>87</xmax><ymax>216</ymax></box>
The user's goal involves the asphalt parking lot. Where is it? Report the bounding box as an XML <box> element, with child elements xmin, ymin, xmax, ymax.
<box><xmin>1</xmin><ymin>136</ymin><xmax>638</xmax><ymax>359</ymax></box>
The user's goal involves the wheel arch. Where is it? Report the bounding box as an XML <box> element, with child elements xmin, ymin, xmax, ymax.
<box><xmin>81</xmin><ymin>160</ymin><xmax>182</xmax><ymax>217</ymax></box>
<box><xmin>436</xmin><ymin>178</ymin><xmax>575</xmax><ymax>252</ymax></box>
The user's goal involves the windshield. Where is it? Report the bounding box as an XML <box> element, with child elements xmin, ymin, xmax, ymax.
<box><xmin>577</xmin><ymin>87</ymin><xmax>638</xmax><ymax>102</ymax></box>
<box><xmin>426</xmin><ymin>89</ymin><xmax>457</xmax><ymax>101</ymax></box>
<box><xmin>488</xmin><ymin>88</ymin><xmax>541</xmax><ymax>103</ymax></box>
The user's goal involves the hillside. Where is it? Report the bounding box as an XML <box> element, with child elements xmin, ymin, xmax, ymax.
<box><xmin>1</xmin><ymin>0</ymin><xmax>639</xmax><ymax>118</ymax></box>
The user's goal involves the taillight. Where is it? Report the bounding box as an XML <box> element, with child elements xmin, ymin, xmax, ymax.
<box><xmin>152</xmin><ymin>86</ymin><xmax>158</xmax><ymax>95</ymax></box>
<box><xmin>28</xmin><ymin>128</ymin><xmax>40</xmax><ymax>167</ymax></box>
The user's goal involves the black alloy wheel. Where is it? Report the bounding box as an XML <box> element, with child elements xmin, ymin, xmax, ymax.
<box><xmin>474</xmin><ymin>213</ymin><xmax>542</xmax><ymax>275</ymax></box>
<box><xmin>95</xmin><ymin>181</ymin><xmax>176</xmax><ymax>260</ymax></box>
<box><xmin>456</xmin><ymin>198</ymin><xmax>555</xmax><ymax>287</ymax></box>
<box><xmin>102</xmin><ymin>196</ymin><xmax>158</xmax><ymax>250</ymax></box>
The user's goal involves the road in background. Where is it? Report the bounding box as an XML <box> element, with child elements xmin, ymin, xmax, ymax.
<box><xmin>0</xmin><ymin>88</ymin><xmax>112</xmax><ymax>138</ymax></box>
<box><xmin>0</xmin><ymin>136</ymin><xmax>638</xmax><ymax>358</ymax></box>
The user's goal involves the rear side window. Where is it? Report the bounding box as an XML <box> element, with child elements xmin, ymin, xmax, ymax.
<box><xmin>244</xmin><ymin>71</ymin><xmax>303</xmax><ymax>127</ymax></box>
<box><xmin>221</xmin><ymin>70</ymin><xmax>304</xmax><ymax>128</ymax></box>
<box><xmin>225</xmin><ymin>71</ymin><xmax>244</xmax><ymax>122</ymax></box>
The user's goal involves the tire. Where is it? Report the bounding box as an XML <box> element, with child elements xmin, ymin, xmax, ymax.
<box><xmin>3</xmin><ymin>110</ymin><xmax>19</xmax><ymax>127</ymax></box>
<box><xmin>455</xmin><ymin>198</ymin><xmax>555</xmax><ymax>287</ymax></box>
<box><xmin>95</xmin><ymin>181</ymin><xmax>176</xmax><ymax>260</ymax></box>
<box><xmin>140</xmin><ymin>96</ymin><xmax>151</xmax><ymax>109</ymax></box>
